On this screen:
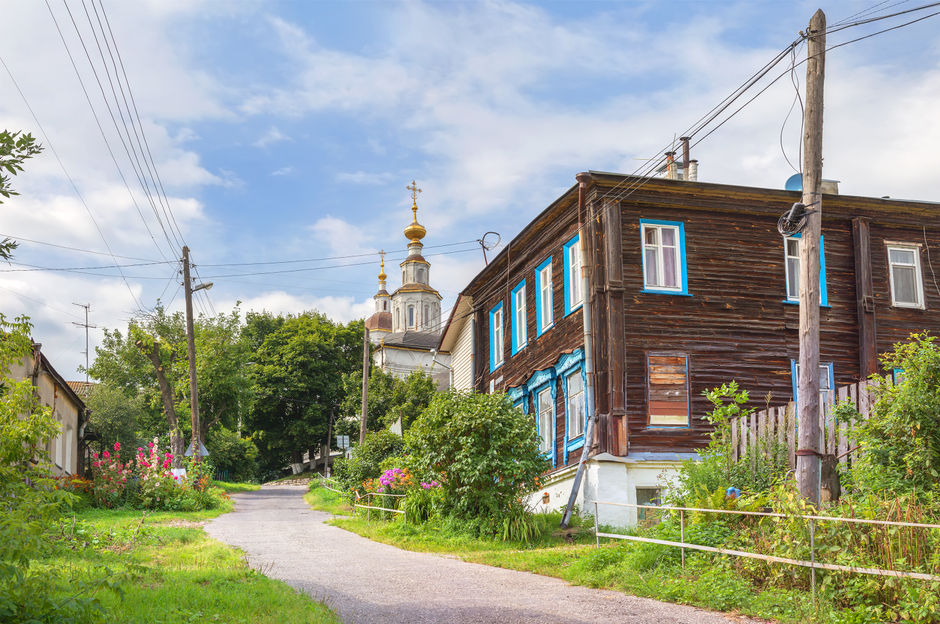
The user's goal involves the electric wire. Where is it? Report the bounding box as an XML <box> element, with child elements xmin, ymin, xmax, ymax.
<box><xmin>47</xmin><ymin>0</ymin><xmax>175</xmax><ymax>262</ymax></box>
<box><xmin>0</xmin><ymin>232</ymin><xmax>163</xmax><ymax>262</ymax></box>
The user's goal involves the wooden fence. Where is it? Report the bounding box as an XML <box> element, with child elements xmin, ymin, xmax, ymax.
<box><xmin>729</xmin><ymin>378</ymin><xmax>883</xmax><ymax>470</ymax></box>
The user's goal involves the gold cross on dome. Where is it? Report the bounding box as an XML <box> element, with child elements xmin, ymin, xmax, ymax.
<box><xmin>407</xmin><ymin>180</ymin><xmax>422</xmax><ymax>204</ymax></box>
<box><xmin>379</xmin><ymin>249</ymin><xmax>386</xmax><ymax>268</ymax></box>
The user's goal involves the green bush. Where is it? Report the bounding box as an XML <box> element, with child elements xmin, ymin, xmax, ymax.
<box><xmin>332</xmin><ymin>430</ymin><xmax>404</xmax><ymax>493</ymax></box>
<box><xmin>852</xmin><ymin>332</ymin><xmax>940</xmax><ymax>494</ymax></box>
<box><xmin>0</xmin><ymin>315</ymin><xmax>106</xmax><ymax>622</ymax></box>
<box><xmin>405</xmin><ymin>391</ymin><xmax>548</xmax><ymax>527</ymax></box>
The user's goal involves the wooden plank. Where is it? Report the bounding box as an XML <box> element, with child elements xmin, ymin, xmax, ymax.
<box><xmin>776</xmin><ymin>406</ymin><xmax>785</xmax><ymax>451</ymax></box>
<box><xmin>750</xmin><ymin>412</ymin><xmax>757</xmax><ymax>476</ymax></box>
<box><xmin>731</xmin><ymin>415</ymin><xmax>739</xmax><ymax>462</ymax></box>
<box><xmin>852</xmin><ymin>217</ymin><xmax>879</xmax><ymax>377</ymax></box>
<box><xmin>757</xmin><ymin>409</ymin><xmax>767</xmax><ymax>458</ymax></box>
<box><xmin>740</xmin><ymin>415</ymin><xmax>748</xmax><ymax>463</ymax></box>
<box><xmin>817</xmin><ymin>395</ymin><xmax>826</xmax><ymax>454</ymax></box>
<box><xmin>837</xmin><ymin>386</ymin><xmax>849</xmax><ymax>464</ymax></box>
<box><xmin>786</xmin><ymin>402</ymin><xmax>796</xmax><ymax>469</ymax></box>
<box><xmin>826</xmin><ymin>390</ymin><xmax>837</xmax><ymax>455</ymax></box>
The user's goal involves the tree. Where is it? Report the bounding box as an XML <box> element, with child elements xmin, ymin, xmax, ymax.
<box><xmin>339</xmin><ymin>368</ymin><xmax>437</xmax><ymax>433</ymax></box>
<box><xmin>89</xmin><ymin>305</ymin><xmax>251</xmax><ymax>464</ymax></box>
<box><xmin>0</xmin><ymin>130</ymin><xmax>42</xmax><ymax>260</ymax></box>
<box><xmin>247</xmin><ymin>313</ymin><xmax>362</xmax><ymax>474</ymax></box>
<box><xmin>83</xmin><ymin>382</ymin><xmax>145</xmax><ymax>455</ymax></box>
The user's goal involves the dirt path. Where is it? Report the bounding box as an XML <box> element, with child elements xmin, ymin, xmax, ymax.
<box><xmin>205</xmin><ymin>485</ymin><xmax>759</xmax><ymax>624</ymax></box>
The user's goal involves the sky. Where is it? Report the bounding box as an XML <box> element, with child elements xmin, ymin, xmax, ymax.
<box><xmin>2</xmin><ymin>0</ymin><xmax>940</xmax><ymax>378</ymax></box>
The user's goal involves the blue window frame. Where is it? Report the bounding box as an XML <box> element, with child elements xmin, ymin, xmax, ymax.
<box><xmin>535</xmin><ymin>256</ymin><xmax>554</xmax><ymax>336</ymax></box>
<box><xmin>790</xmin><ymin>359</ymin><xmax>834</xmax><ymax>402</ymax></box>
<box><xmin>640</xmin><ymin>219</ymin><xmax>690</xmax><ymax>296</ymax></box>
<box><xmin>562</xmin><ymin>234</ymin><xmax>583</xmax><ymax>316</ymax></box>
<box><xmin>489</xmin><ymin>302</ymin><xmax>504</xmax><ymax>372</ymax></box>
<box><xmin>784</xmin><ymin>234</ymin><xmax>828</xmax><ymax>306</ymax></box>
<box><xmin>556</xmin><ymin>349</ymin><xmax>586</xmax><ymax>463</ymax></box>
<box><xmin>534</xmin><ymin>384</ymin><xmax>556</xmax><ymax>467</ymax></box>
<box><xmin>510</xmin><ymin>280</ymin><xmax>527</xmax><ymax>355</ymax></box>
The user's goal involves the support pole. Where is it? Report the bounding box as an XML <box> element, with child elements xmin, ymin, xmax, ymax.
<box><xmin>561</xmin><ymin>172</ymin><xmax>597</xmax><ymax>529</ymax></box>
<box><xmin>359</xmin><ymin>327</ymin><xmax>370</xmax><ymax>445</ymax></box>
<box><xmin>796</xmin><ymin>9</ymin><xmax>826</xmax><ymax>508</ymax></box>
<box><xmin>182</xmin><ymin>246</ymin><xmax>200</xmax><ymax>457</ymax></box>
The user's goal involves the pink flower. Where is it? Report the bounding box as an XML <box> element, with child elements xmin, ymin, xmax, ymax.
<box><xmin>103</xmin><ymin>451</ymin><xmax>110</xmax><ymax>459</ymax></box>
<box><xmin>138</xmin><ymin>447</ymin><xmax>143</xmax><ymax>453</ymax></box>
<box><xmin>114</xmin><ymin>442</ymin><xmax>121</xmax><ymax>451</ymax></box>
<box><xmin>92</xmin><ymin>452</ymin><xmax>99</xmax><ymax>459</ymax></box>
<box><xmin>148</xmin><ymin>442</ymin><xmax>154</xmax><ymax>448</ymax></box>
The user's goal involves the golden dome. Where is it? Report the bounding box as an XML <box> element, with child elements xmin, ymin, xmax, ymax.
<box><xmin>378</xmin><ymin>251</ymin><xmax>387</xmax><ymax>281</ymax></box>
<box><xmin>403</xmin><ymin>201</ymin><xmax>426</xmax><ymax>242</ymax></box>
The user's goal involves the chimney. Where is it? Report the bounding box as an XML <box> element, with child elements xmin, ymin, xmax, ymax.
<box><xmin>680</xmin><ymin>137</ymin><xmax>691</xmax><ymax>181</ymax></box>
<box><xmin>665</xmin><ymin>151</ymin><xmax>677</xmax><ymax>180</ymax></box>
<box><xmin>688</xmin><ymin>159</ymin><xmax>699</xmax><ymax>181</ymax></box>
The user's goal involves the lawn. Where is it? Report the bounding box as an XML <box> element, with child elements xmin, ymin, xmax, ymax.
<box><xmin>47</xmin><ymin>486</ymin><xmax>340</xmax><ymax>624</ymax></box>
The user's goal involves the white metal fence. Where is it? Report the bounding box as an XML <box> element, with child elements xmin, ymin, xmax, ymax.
<box><xmin>593</xmin><ymin>500</ymin><xmax>940</xmax><ymax>601</ymax></box>
<box><xmin>317</xmin><ymin>474</ymin><xmax>343</xmax><ymax>494</ymax></box>
<box><xmin>353</xmin><ymin>491</ymin><xmax>407</xmax><ymax>527</ymax></box>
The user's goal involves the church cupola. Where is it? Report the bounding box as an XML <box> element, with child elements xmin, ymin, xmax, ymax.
<box><xmin>390</xmin><ymin>181</ymin><xmax>442</xmax><ymax>333</ymax></box>
<box><xmin>365</xmin><ymin>250</ymin><xmax>392</xmax><ymax>342</ymax></box>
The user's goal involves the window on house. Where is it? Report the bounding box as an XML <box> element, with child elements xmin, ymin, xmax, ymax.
<box><xmin>647</xmin><ymin>354</ymin><xmax>689</xmax><ymax>426</ymax></box>
<box><xmin>489</xmin><ymin>303</ymin><xmax>504</xmax><ymax>372</ymax></box>
<box><xmin>784</xmin><ymin>235</ymin><xmax>828</xmax><ymax>306</ymax></box>
<box><xmin>424</xmin><ymin>304</ymin><xmax>430</xmax><ymax>328</ymax></box>
<box><xmin>382</xmin><ymin>301</ymin><xmax>387</xmax><ymax>311</ymax></box>
<box><xmin>408</xmin><ymin>305</ymin><xmax>415</xmax><ymax>328</ymax></box>
<box><xmin>791</xmin><ymin>360</ymin><xmax>834</xmax><ymax>402</ymax></box>
<box><xmin>640</xmin><ymin>220</ymin><xmax>688</xmax><ymax>294</ymax></box>
<box><xmin>636</xmin><ymin>487</ymin><xmax>662</xmax><ymax>524</ymax></box>
<box><xmin>537</xmin><ymin>388</ymin><xmax>552</xmax><ymax>454</ymax></box>
<box><xmin>511</xmin><ymin>280</ymin><xmax>527</xmax><ymax>354</ymax></box>
<box><xmin>887</xmin><ymin>245</ymin><xmax>924</xmax><ymax>308</ymax></box>
<box><xmin>562</xmin><ymin>235</ymin><xmax>582</xmax><ymax>315</ymax></box>
<box><xmin>566</xmin><ymin>370</ymin><xmax>585</xmax><ymax>439</ymax></box>
<box><xmin>417</xmin><ymin>268</ymin><xmax>424</xmax><ymax>283</ymax></box>
<box><xmin>536</xmin><ymin>257</ymin><xmax>553</xmax><ymax>336</ymax></box>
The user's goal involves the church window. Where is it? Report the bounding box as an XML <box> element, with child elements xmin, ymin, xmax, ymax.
<box><xmin>383</xmin><ymin>300</ymin><xmax>387</xmax><ymax>311</ymax></box>
<box><xmin>424</xmin><ymin>304</ymin><xmax>430</xmax><ymax>328</ymax></box>
<box><xmin>408</xmin><ymin>305</ymin><xmax>415</xmax><ymax>328</ymax></box>
<box><xmin>417</xmin><ymin>268</ymin><xmax>424</xmax><ymax>283</ymax></box>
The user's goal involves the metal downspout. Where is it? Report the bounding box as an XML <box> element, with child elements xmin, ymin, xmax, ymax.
<box><xmin>561</xmin><ymin>171</ymin><xmax>596</xmax><ymax>529</ymax></box>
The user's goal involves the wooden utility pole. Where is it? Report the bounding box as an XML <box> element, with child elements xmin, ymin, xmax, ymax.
<box><xmin>796</xmin><ymin>8</ymin><xmax>826</xmax><ymax>508</ymax></box>
<box><xmin>182</xmin><ymin>246</ymin><xmax>201</xmax><ymax>457</ymax></box>
<box><xmin>359</xmin><ymin>327</ymin><xmax>370</xmax><ymax>445</ymax></box>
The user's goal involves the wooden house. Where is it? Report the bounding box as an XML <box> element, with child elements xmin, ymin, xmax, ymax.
<box><xmin>439</xmin><ymin>170</ymin><xmax>940</xmax><ymax>524</ymax></box>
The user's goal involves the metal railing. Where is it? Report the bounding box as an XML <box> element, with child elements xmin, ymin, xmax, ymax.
<box><xmin>317</xmin><ymin>474</ymin><xmax>343</xmax><ymax>494</ymax></box>
<box><xmin>593</xmin><ymin>500</ymin><xmax>940</xmax><ymax>602</ymax></box>
<box><xmin>354</xmin><ymin>491</ymin><xmax>407</xmax><ymax>527</ymax></box>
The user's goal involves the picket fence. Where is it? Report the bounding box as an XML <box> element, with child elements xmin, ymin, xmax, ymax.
<box><xmin>729</xmin><ymin>377</ymin><xmax>885</xmax><ymax>470</ymax></box>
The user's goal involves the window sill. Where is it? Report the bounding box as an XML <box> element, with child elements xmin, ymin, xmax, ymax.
<box><xmin>536</xmin><ymin>323</ymin><xmax>555</xmax><ymax>337</ymax></box>
<box><xmin>490</xmin><ymin>362</ymin><xmax>503</xmax><ymax>374</ymax></box>
<box><xmin>891</xmin><ymin>302</ymin><xmax>925</xmax><ymax>310</ymax></box>
<box><xmin>511</xmin><ymin>343</ymin><xmax>527</xmax><ymax>357</ymax></box>
<box><xmin>565</xmin><ymin>436</ymin><xmax>585</xmax><ymax>452</ymax></box>
<box><xmin>645</xmin><ymin>425</ymin><xmax>692</xmax><ymax>430</ymax></box>
<box><xmin>641</xmin><ymin>288</ymin><xmax>692</xmax><ymax>297</ymax></box>
<box><xmin>783</xmin><ymin>299</ymin><xmax>831</xmax><ymax>308</ymax></box>
<box><xmin>564</xmin><ymin>303</ymin><xmax>583</xmax><ymax>317</ymax></box>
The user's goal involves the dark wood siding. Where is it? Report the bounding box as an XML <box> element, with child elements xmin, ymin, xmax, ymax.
<box><xmin>463</xmin><ymin>172</ymin><xmax>940</xmax><ymax>470</ymax></box>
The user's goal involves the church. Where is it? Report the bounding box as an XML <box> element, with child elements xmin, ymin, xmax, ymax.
<box><xmin>364</xmin><ymin>183</ymin><xmax>452</xmax><ymax>389</ymax></box>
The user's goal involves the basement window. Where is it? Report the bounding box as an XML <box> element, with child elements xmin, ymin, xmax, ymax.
<box><xmin>647</xmin><ymin>353</ymin><xmax>690</xmax><ymax>427</ymax></box>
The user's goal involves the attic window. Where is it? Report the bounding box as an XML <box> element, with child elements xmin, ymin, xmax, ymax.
<box><xmin>647</xmin><ymin>353</ymin><xmax>689</xmax><ymax>427</ymax></box>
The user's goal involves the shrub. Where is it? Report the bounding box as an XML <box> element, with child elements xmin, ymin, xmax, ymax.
<box><xmin>404</xmin><ymin>391</ymin><xmax>548</xmax><ymax>525</ymax></box>
<box><xmin>333</xmin><ymin>429</ymin><xmax>404</xmax><ymax>494</ymax></box>
<box><xmin>851</xmin><ymin>332</ymin><xmax>940</xmax><ymax>494</ymax></box>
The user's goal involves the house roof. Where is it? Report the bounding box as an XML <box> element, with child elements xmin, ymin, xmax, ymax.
<box><xmin>379</xmin><ymin>331</ymin><xmax>441</xmax><ymax>350</ymax></box>
<box><xmin>365</xmin><ymin>311</ymin><xmax>392</xmax><ymax>332</ymax></box>
<box><xmin>66</xmin><ymin>380</ymin><xmax>96</xmax><ymax>398</ymax></box>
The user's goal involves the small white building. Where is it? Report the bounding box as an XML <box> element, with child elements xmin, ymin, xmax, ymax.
<box><xmin>365</xmin><ymin>185</ymin><xmax>452</xmax><ymax>389</ymax></box>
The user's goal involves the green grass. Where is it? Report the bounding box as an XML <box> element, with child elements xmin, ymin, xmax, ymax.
<box><xmin>47</xmin><ymin>504</ymin><xmax>340</xmax><ymax>623</ymax></box>
<box><xmin>215</xmin><ymin>481</ymin><xmax>261</xmax><ymax>493</ymax></box>
<box><xmin>266</xmin><ymin>471</ymin><xmax>317</xmax><ymax>484</ymax></box>
<box><xmin>304</xmin><ymin>485</ymin><xmax>354</xmax><ymax>516</ymax></box>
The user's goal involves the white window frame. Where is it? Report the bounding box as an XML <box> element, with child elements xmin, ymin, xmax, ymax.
<box><xmin>785</xmin><ymin>237</ymin><xmax>801</xmax><ymax>300</ymax></box>
<box><xmin>567</xmin><ymin>239</ymin><xmax>582</xmax><ymax>310</ymax></box>
<box><xmin>408</xmin><ymin>305</ymin><xmax>415</xmax><ymax>328</ymax></box>
<box><xmin>492</xmin><ymin>306</ymin><xmax>504</xmax><ymax>369</ymax></box>
<box><xmin>513</xmin><ymin>283</ymin><xmax>527</xmax><ymax>351</ymax></box>
<box><xmin>537</xmin><ymin>388</ymin><xmax>552</xmax><ymax>454</ymax></box>
<box><xmin>886</xmin><ymin>244</ymin><xmax>925</xmax><ymax>309</ymax></box>
<box><xmin>566</xmin><ymin>370</ymin><xmax>585</xmax><ymax>440</ymax></box>
<box><xmin>538</xmin><ymin>262</ymin><xmax>553</xmax><ymax>333</ymax></box>
<box><xmin>641</xmin><ymin>223</ymin><xmax>682</xmax><ymax>292</ymax></box>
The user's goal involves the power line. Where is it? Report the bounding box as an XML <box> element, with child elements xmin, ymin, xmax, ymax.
<box><xmin>46</xmin><ymin>0</ymin><xmax>174</xmax><ymax>262</ymax></box>
<box><xmin>826</xmin><ymin>0</ymin><xmax>940</xmax><ymax>33</ymax></box>
<box><xmin>0</xmin><ymin>259</ymin><xmax>173</xmax><ymax>273</ymax></box>
<box><xmin>197</xmin><ymin>239</ymin><xmax>479</xmax><ymax>267</ymax></box>
<box><xmin>0</xmin><ymin>231</ymin><xmax>162</xmax><ymax>262</ymax></box>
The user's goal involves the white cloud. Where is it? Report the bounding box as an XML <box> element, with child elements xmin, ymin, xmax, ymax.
<box><xmin>335</xmin><ymin>171</ymin><xmax>393</xmax><ymax>185</ymax></box>
<box><xmin>224</xmin><ymin>291</ymin><xmax>373</xmax><ymax>323</ymax></box>
<box><xmin>308</xmin><ymin>216</ymin><xmax>375</xmax><ymax>257</ymax></box>
<box><xmin>253</xmin><ymin>126</ymin><xmax>291</xmax><ymax>148</ymax></box>
<box><xmin>271</xmin><ymin>166</ymin><xmax>295</xmax><ymax>176</ymax></box>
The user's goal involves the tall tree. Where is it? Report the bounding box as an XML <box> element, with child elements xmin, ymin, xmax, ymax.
<box><xmin>339</xmin><ymin>368</ymin><xmax>437</xmax><ymax>433</ymax></box>
<box><xmin>0</xmin><ymin>131</ymin><xmax>41</xmax><ymax>260</ymax></box>
<box><xmin>247</xmin><ymin>313</ymin><xmax>362</xmax><ymax>473</ymax></box>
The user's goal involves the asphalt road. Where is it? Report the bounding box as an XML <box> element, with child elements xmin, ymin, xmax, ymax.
<box><xmin>205</xmin><ymin>484</ymin><xmax>760</xmax><ymax>624</ymax></box>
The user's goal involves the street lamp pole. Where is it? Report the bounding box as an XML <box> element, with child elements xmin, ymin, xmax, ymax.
<box><xmin>182</xmin><ymin>245</ymin><xmax>212</xmax><ymax>457</ymax></box>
